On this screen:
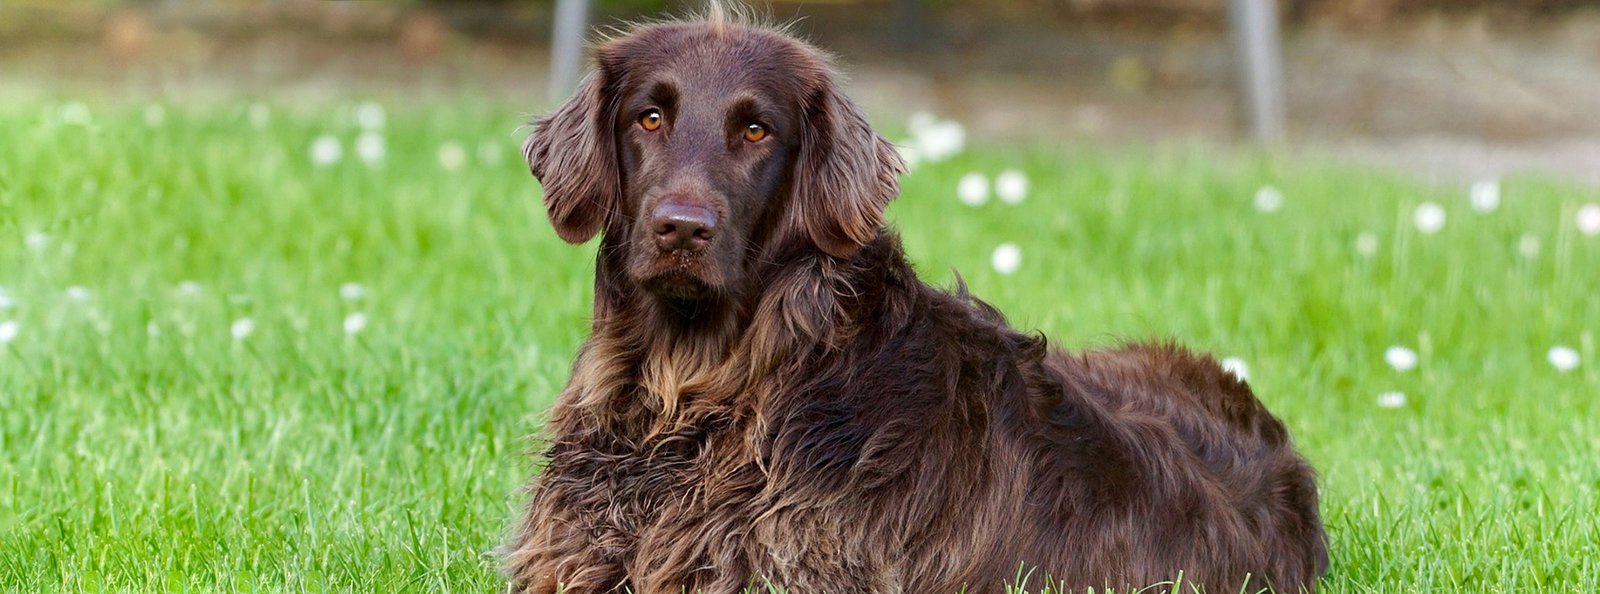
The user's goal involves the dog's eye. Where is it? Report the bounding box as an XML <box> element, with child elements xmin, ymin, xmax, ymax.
<box><xmin>742</xmin><ymin>123</ymin><xmax>768</xmax><ymax>143</ymax></box>
<box><xmin>640</xmin><ymin>109</ymin><xmax>664</xmax><ymax>132</ymax></box>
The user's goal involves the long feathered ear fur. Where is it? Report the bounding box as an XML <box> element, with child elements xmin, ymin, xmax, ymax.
<box><xmin>523</xmin><ymin>71</ymin><xmax>621</xmax><ymax>244</ymax></box>
<box><xmin>790</xmin><ymin>75</ymin><xmax>906</xmax><ymax>259</ymax></box>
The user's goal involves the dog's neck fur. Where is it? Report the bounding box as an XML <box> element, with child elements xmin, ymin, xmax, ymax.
<box><xmin>563</xmin><ymin>231</ymin><xmax>911</xmax><ymax>439</ymax></box>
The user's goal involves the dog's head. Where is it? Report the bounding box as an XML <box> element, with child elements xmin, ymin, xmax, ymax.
<box><xmin>523</xmin><ymin>14</ymin><xmax>903</xmax><ymax>305</ymax></box>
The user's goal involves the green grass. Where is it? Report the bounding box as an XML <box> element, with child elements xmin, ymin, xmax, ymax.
<box><xmin>1</xmin><ymin>99</ymin><xmax>1597</xmax><ymax>592</ymax></box>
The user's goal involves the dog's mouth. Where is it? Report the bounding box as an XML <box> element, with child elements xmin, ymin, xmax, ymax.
<box><xmin>641</xmin><ymin>269</ymin><xmax>713</xmax><ymax>301</ymax></box>
<box><xmin>637</xmin><ymin>251</ymin><xmax>717</xmax><ymax>301</ymax></box>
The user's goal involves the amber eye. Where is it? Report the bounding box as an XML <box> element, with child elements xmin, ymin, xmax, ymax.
<box><xmin>742</xmin><ymin>123</ymin><xmax>768</xmax><ymax>143</ymax></box>
<box><xmin>639</xmin><ymin>109</ymin><xmax>663</xmax><ymax>132</ymax></box>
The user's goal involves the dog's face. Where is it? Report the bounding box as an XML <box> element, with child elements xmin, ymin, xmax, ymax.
<box><xmin>524</xmin><ymin>20</ymin><xmax>904</xmax><ymax>305</ymax></box>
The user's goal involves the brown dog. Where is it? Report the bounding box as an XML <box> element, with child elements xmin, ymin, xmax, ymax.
<box><xmin>504</xmin><ymin>9</ymin><xmax>1328</xmax><ymax>594</ymax></box>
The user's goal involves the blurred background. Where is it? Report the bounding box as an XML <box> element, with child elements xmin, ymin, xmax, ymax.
<box><xmin>3</xmin><ymin>0</ymin><xmax>1598</xmax><ymax>184</ymax></box>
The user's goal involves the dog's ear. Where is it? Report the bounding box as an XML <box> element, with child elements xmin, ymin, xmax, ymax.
<box><xmin>790</xmin><ymin>76</ymin><xmax>906</xmax><ymax>259</ymax></box>
<box><xmin>523</xmin><ymin>69</ymin><xmax>621</xmax><ymax>244</ymax></box>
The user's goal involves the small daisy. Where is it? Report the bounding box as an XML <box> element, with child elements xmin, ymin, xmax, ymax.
<box><xmin>0</xmin><ymin>287</ymin><xmax>12</xmax><ymax>310</ymax></box>
<box><xmin>58</xmin><ymin>101</ymin><xmax>92</xmax><ymax>126</ymax></box>
<box><xmin>1413</xmin><ymin>202</ymin><xmax>1446</xmax><ymax>234</ymax></box>
<box><xmin>478</xmin><ymin>141</ymin><xmax>505</xmax><ymax>167</ymax></box>
<box><xmin>0</xmin><ymin>320</ymin><xmax>17</xmax><ymax>344</ymax></box>
<box><xmin>343</xmin><ymin>312</ymin><xmax>368</xmax><ymax>335</ymax></box>
<box><xmin>991</xmin><ymin>243</ymin><xmax>1022</xmax><ymax>275</ymax></box>
<box><xmin>25</xmin><ymin>232</ymin><xmax>49</xmax><ymax>252</ymax></box>
<box><xmin>309</xmin><ymin>135</ymin><xmax>342</xmax><ymax>167</ymax></box>
<box><xmin>913</xmin><ymin>118</ymin><xmax>965</xmax><ymax>163</ymax></box>
<box><xmin>339</xmin><ymin>282</ymin><xmax>366</xmax><ymax>301</ymax></box>
<box><xmin>65</xmin><ymin>286</ymin><xmax>91</xmax><ymax>302</ymax></box>
<box><xmin>1376</xmin><ymin>391</ymin><xmax>1407</xmax><ymax>409</ymax></box>
<box><xmin>957</xmin><ymin>173</ymin><xmax>990</xmax><ymax>207</ymax></box>
<box><xmin>1253</xmin><ymin>186</ymin><xmax>1283</xmax><ymax>213</ymax></box>
<box><xmin>1355</xmin><ymin>232</ymin><xmax>1379</xmax><ymax>257</ymax></box>
<box><xmin>1517</xmin><ymin>234</ymin><xmax>1541</xmax><ymax>258</ymax></box>
<box><xmin>143</xmin><ymin>104</ymin><xmax>166</xmax><ymax>128</ymax></box>
<box><xmin>1577</xmin><ymin>204</ymin><xmax>1600</xmax><ymax>236</ymax></box>
<box><xmin>1469</xmin><ymin>180</ymin><xmax>1500</xmax><ymax>213</ymax></box>
<box><xmin>248</xmin><ymin>103</ymin><xmax>271</xmax><ymax>129</ymax></box>
<box><xmin>231</xmin><ymin>318</ymin><xmax>255</xmax><ymax>341</ymax></box>
<box><xmin>1219</xmin><ymin>357</ymin><xmax>1249</xmax><ymax>381</ymax></box>
<box><xmin>356</xmin><ymin>131</ymin><xmax>386</xmax><ymax>165</ymax></box>
<box><xmin>354</xmin><ymin>100</ymin><xmax>386</xmax><ymax>130</ymax></box>
<box><xmin>1548</xmin><ymin>346</ymin><xmax>1580</xmax><ymax>372</ymax></box>
<box><xmin>995</xmin><ymin>169</ymin><xmax>1029</xmax><ymax>205</ymax></box>
<box><xmin>147</xmin><ymin>321</ymin><xmax>160</xmax><ymax>338</ymax></box>
<box><xmin>176</xmin><ymin>280</ymin><xmax>203</xmax><ymax>296</ymax></box>
<box><xmin>437</xmin><ymin>141</ymin><xmax>467</xmax><ymax>172</ymax></box>
<box><xmin>896</xmin><ymin>145</ymin><xmax>922</xmax><ymax>171</ymax></box>
<box><xmin>1384</xmin><ymin>345</ymin><xmax>1418</xmax><ymax>372</ymax></box>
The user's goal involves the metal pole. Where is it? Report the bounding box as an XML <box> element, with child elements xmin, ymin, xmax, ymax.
<box><xmin>1228</xmin><ymin>0</ymin><xmax>1286</xmax><ymax>142</ymax></box>
<box><xmin>550</xmin><ymin>0</ymin><xmax>592</xmax><ymax>103</ymax></box>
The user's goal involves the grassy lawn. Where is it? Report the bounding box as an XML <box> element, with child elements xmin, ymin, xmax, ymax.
<box><xmin>1</xmin><ymin>100</ymin><xmax>1597</xmax><ymax>592</ymax></box>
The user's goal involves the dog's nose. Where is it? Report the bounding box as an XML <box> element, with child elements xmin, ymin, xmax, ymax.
<box><xmin>651</xmin><ymin>202</ymin><xmax>718</xmax><ymax>251</ymax></box>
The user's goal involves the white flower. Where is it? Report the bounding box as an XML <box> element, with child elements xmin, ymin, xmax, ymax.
<box><xmin>231</xmin><ymin>318</ymin><xmax>255</xmax><ymax>341</ymax></box>
<box><xmin>1355</xmin><ymin>232</ymin><xmax>1379</xmax><ymax>257</ymax></box>
<box><xmin>911</xmin><ymin>117</ymin><xmax>965</xmax><ymax>163</ymax></box>
<box><xmin>343</xmin><ymin>312</ymin><xmax>368</xmax><ymax>335</ymax></box>
<box><xmin>1376</xmin><ymin>391</ymin><xmax>1407</xmax><ymax>409</ymax></box>
<box><xmin>990</xmin><ymin>243</ymin><xmax>1022</xmax><ymax>275</ymax></box>
<box><xmin>339</xmin><ymin>282</ymin><xmax>366</xmax><ymax>301</ymax></box>
<box><xmin>437</xmin><ymin>141</ymin><xmax>467</xmax><ymax>172</ymax></box>
<box><xmin>309</xmin><ymin>135</ymin><xmax>342</xmax><ymax>167</ymax></box>
<box><xmin>957</xmin><ymin>173</ymin><xmax>989</xmax><ymax>207</ymax></box>
<box><xmin>1577</xmin><ymin>204</ymin><xmax>1600</xmax><ymax>236</ymax></box>
<box><xmin>1385</xmin><ymin>345</ymin><xmax>1418</xmax><ymax>372</ymax></box>
<box><xmin>0</xmin><ymin>287</ymin><xmax>12</xmax><ymax>310</ymax></box>
<box><xmin>59</xmin><ymin>101</ymin><xmax>92</xmax><ymax>126</ymax></box>
<box><xmin>896</xmin><ymin>145</ymin><xmax>921</xmax><ymax>171</ymax></box>
<box><xmin>25</xmin><ymin>232</ymin><xmax>49</xmax><ymax>252</ymax></box>
<box><xmin>1413</xmin><ymin>202</ymin><xmax>1446</xmax><ymax>234</ymax></box>
<box><xmin>143</xmin><ymin>104</ymin><xmax>166</xmax><ymax>128</ymax></box>
<box><xmin>1219</xmin><ymin>357</ymin><xmax>1249</xmax><ymax>381</ymax></box>
<box><xmin>248</xmin><ymin>103</ymin><xmax>271</xmax><ymax>129</ymax></box>
<box><xmin>147</xmin><ymin>321</ymin><xmax>160</xmax><ymax>337</ymax></box>
<box><xmin>176</xmin><ymin>280</ymin><xmax>203</xmax><ymax>296</ymax></box>
<box><xmin>1253</xmin><ymin>186</ymin><xmax>1283</xmax><ymax>213</ymax></box>
<box><xmin>354</xmin><ymin>101</ymin><xmax>386</xmax><ymax>130</ymax></box>
<box><xmin>356</xmin><ymin>131</ymin><xmax>386</xmax><ymax>165</ymax></box>
<box><xmin>995</xmin><ymin>169</ymin><xmax>1029</xmax><ymax>205</ymax></box>
<box><xmin>1517</xmin><ymin>234</ymin><xmax>1541</xmax><ymax>258</ymax></box>
<box><xmin>0</xmin><ymin>321</ymin><xmax>16</xmax><ymax>344</ymax></box>
<box><xmin>65</xmin><ymin>286</ymin><xmax>91</xmax><ymax>302</ymax></box>
<box><xmin>478</xmin><ymin>141</ymin><xmax>504</xmax><ymax>167</ymax></box>
<box><xmin>1470</xmin><ymin>180</ymin><xmax>1499</xmax><ymax>213</ymax></box>
<box><xmin>1548</xmin><ymin>346</ymin><xmax>1580</xmax><ymax>372</ymax></box>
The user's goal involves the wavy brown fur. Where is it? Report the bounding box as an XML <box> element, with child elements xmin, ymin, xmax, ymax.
<box><xmin>504</xmin><ymin>13</ymin><xmax>1327</xmax><ymax>594</ymax></box>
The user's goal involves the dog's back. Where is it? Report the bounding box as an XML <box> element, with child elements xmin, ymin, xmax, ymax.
<box><xmin>1025</xmin><ymin>344</ymin><xmax>1330</xmax><ymax>591</ymax></box>
<box><xmin>860</xmin><ymin>273</ymin><xmax>1329</xmax><ymax>593</ymax></box>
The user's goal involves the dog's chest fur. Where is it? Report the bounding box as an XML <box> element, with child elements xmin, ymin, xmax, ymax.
<box><xmin>540</xmin><ymin>388</ymin><xmax>891</xmax><ymax>594</ymax></box>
